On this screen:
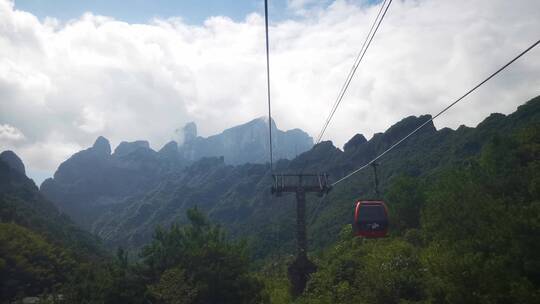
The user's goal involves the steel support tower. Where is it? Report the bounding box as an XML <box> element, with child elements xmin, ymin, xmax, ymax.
<box><xmin>271</xmin><ymin>173</ymin><xmax>331</xmax><ymax>297</ymax></box>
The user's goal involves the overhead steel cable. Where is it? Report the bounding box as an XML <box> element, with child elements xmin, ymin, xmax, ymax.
<box><xmin>264</xmin><ymin>0</ymin><xmax>274</xmax><ymax>172</ymax></box>
<box><xmin>332</xmin><ymin>38</ymin><xmax>540</xmax><ymax>187</ymax></box>
<box><xmin>317</xmin><ymin>0</ymin><xmax>388</xmax><ymax>141</ymax></box>
<box><xmin>299</xmin><ymin>0</ymin><xmax>392</xmax><ymax>175</ymax></box>
<box><xmin>315</xmin><ymin>0</ymin><xmax>393</xmax><ymax>145</ymax></box>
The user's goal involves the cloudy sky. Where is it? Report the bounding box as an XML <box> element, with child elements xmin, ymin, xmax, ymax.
<box><xmin>1</xmin><ymin>0</ymin><xmax>539</xmax><ymax>185</ymax></box>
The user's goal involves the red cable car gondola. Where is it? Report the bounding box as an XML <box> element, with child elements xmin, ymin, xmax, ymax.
<box><xmin>352</xmin><ymin>163</ymin><xmax>389</xmax><ymax>238</ymax></box>
<box><xmin>353</xmin><ymin>200</ymin><xmax>388</xmax><ymax>238</ymax></box>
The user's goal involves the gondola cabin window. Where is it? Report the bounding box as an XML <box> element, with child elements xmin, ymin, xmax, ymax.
<box><xmin>354</xmin><ymin>200</ymin><xmax>389</xmax><ymax>238</ymax></box>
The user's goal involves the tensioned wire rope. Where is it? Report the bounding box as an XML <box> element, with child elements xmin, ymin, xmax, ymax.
<box><xmin>307</xmin><ymin>38</ymin><xmax>540</xmax><ymax>227</ymax></box>
<box><xmin>314</xmin><ymin>0</ymin><xmax>394</xmax><ymax>146</ymax></box>
<box><xmin>305</xmin><ymin>0</ymin><xmax>394</xmax><ymax>223</ymax></box>
<box><xmin>331</xmin><ymin>38</ymin><xmax>540</xmax><ymax>187</ymax></box>
<box><xmin>264</xmin><ymin>0</ymin><xmax>274</xmax><ymax>173</ymax></box>
<box><xmin>299</xmin><ymin>0</ymin><xmax>393</xmax><ymax>178</ymax></box>
<box><xmin>264</xmin><ymin>0</ymin><xmax>298</xmax><ymax>262</ymax></box>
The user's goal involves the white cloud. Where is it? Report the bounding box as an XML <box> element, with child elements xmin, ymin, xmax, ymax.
<box><xmin>17</xmin><ymin>137</ymin><xmax>81</xmax><ymax>174</ymax></box>
<box><xmin>0</xmin><ymin>0</ymin><xmax>539</xmax><ymax>182</ymax></box>
<box><xmin>0</xmin><ymin>124</ymin><xmax>25</xmax><ymax>141</ymax></box>
<box><xmin>77</xmin><ymin>106</ymin><xmax>106</xmax><ymax>133</ymax></box>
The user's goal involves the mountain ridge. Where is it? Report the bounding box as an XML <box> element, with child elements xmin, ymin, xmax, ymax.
<box><xmin>38</xmin><ymin>95</ymin><xmax>540</xmax><ymax>257</ymax></box>
<box><xmin>0</xmin><ymin>150</ymin><xmax>104</xmax><ymax>257</ymax></box>
<box><xmin>177</xmin><ymin>117</ymin><xmax>313</xmax><ymax>165</ymax></box>
<box><xmin>40</xmin><ymin>118</ymin><xmax>313</xmax><ymax>228</ymax></box>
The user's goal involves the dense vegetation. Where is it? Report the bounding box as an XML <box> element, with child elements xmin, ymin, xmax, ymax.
<box><xmin>0</xmin><ymin>154</ymin><xmax>104</xmax><ymax>302</ymax></box>
<box><xmin>39</xmin><ymin>97</ymin><xmax>539</xmax><ymax>264</ymax></box>
<box><xmin>261</xmin><ymin>124</ymin><xmax>540</xmax><ymax>303</ymax></box>
<box><xmin>1</xmin><ymin>96</ymin><xmax>539</xmax><ymax>303</ymax></box>
<box><xmin>58</xmin><ymin>207</ymin><xmax>265</xmax><ymax>304</ymax></box>
<box><xmin>0</xmin><ymin>152</ymin><xmax>265</xmax><ymax>303</ymax></box>
<box><xmin>0</xmin><ymin>222</ymin><xmax>76</xmax><ymax>300</ymax></box>
<box><xmin>1</xmin><ymin>204</ymin><xmax>265</xmax><ymax>303</ymax></box>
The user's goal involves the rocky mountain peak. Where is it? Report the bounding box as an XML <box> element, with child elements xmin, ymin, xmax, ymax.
<box><xmin>0</xmin><ymin>150</ymin><xmax>26</xmax><ymax>175</ymax></box>
<box><xmin>183</xmin><ymin>122</ymin><xmax>197</xmax><ymax>143</ymax></box>
<box><xmin>92</xmin><ymin>136</ymin><xmax>111</xmax><ymax>155</ymax></box>
<box><xmin>239</xmin><ymin>116</ymin><xmax>277</xmax><ymax>132</ymax></box>
<box><xmin>178</xmin><ymin>117</ymin><xmax>312</xmax><ymax>165</ymax></box>
<box><xmin>344</xmin><ymin>134</ymin><xmax>367</xmax><ymax>152</ymax></box>
<box><xmin>158</xmin><ymin>141</ymin><xmax>179</xmax><ymax>160</ymax></box>
<box><xmin>384</xmin><ymin>115</ymin><xmax>435</xmax><ymax>142</ymax></box>
<box><xmin>114</xmin><ymin>140</ymin><xmax>151</xmax><ymax>157</ymax></box>
<box><xmin>159</xmin><ymin>140</ymin><xmax>178</xmax><ymax>154</ymax></box>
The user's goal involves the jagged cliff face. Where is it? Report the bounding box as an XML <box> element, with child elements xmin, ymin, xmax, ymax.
<box><xmin>40</xmin><ymin>118</ymin><xmax>312</xmax><ymax>229</ymax></box>
<box><xmin>40</xmin><ymin>137</ymin><xmax>172</xmax><ymax>228</ymax></box>
<box><xmin>179</xmin><ymin>118</ymin><xmax>313</xmax><ymax>165</ymax></box>
<box><xmin>0</xmin><ymin>150</ymin><xmax>102</xmax><ymax>256</ymax></box>
<box><xmin>38</xmin><ymin>96</ymin><xmax>540</xmax><ymax>254</ymax></box>
<box><xmin>0</xmin><ymin>150</ymin><xmax>26</xmax><ymax>176</ymax></box>
<box><xmin>84</xmin><ymin>112</ymin><xmax>451</xmax><ymax>252</ymax></box>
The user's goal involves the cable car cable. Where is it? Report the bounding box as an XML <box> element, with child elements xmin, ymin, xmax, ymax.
<box><xmin>315</xmin><ymin>0</ymin><xmax>388</xmax><ymax>146</ymax></box>
<box><xmin>302</xmin><ymin>0</ymin><xmax>392</xmax><ymax>229</ymax></box>
<box><xmin>315</xmin><ymin>0</ymin><xmax>393</xmax><ymax>145</ymax></box>
<box><xmin>315</xmin><ymin>0</ymin><xmax>392</xmax><ymax>145</ymax></box>
<box><xmin>307</xmin><ymin>193</ymin><xmax>328</xmax><ymax>226</ymax></box>
<box><xmin>264</xmin><ymin>0</ymin><xmax>274</xmax><ymax>173</ymax></box>
<box><xmin>332</xmin><ymin>38</ymin><xmax>540</xmax><ymax>187</ymax></box>
<box><xmin>299</xmin><ymin>0</ymin><xmax>392</xmax><ymax>175</ymax></box>
<box><xmin>372</xmin><ymin>162</ymin><xmax>380</xmax><ymax>198</ymax></box>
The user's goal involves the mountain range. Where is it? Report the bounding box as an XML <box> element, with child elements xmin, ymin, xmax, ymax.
<box><xmin>36</xmin><ymin>95</ymin><xmax>540</xmax><ymax>258</ymax></box>
<box><xmin>0</xmin><ymin>150</ymin><xmax>103</xmax><ymax>263</ymax></box>
<box><xmin>2</xmin><ymin>95</ymin><xmax>539</xmax><ymax>302</ymax></box>
<box><xmin>40</xmin><ymin>118</ymin><xmax>312</xmax><ymax>228</ymax></box>
<box><xmin>177</xmin><ymin>118</ymin><xmax>313</xmax><ymax>164</ymax></box>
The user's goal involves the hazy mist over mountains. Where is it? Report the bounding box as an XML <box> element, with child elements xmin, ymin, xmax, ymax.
<box><xmin>1</xmin><ymin>0</ymin><xmax>540</xmax><ymax>301</ymax></box>
<box><xmin>2</xmin><ymin>0</ymin><xmax>539</xmax><ymax>187</ymax></box>
<box><xmin>32</xmin><ymin>96</ymin><xmax>540</xmax><ymax>250</ymax></box>
<box><xmin>2</xmin><ymin>95</ymin><xmax>540</xmax><ymax>303</ymax></box>
<box><xmin>37</xmin><ymin>116</ymin><xmax>312</xmax><ymax>226</ymax></box>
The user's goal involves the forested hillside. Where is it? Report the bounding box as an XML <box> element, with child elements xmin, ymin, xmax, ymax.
<box><xmin>1</xmin><ymin>96</ymin><xmax>538</xmax><ymax>303</ymax></box>
<box><xmin>0</xmin><ymin>151</ymin><xmax>104</xmax><ymax>301</ymax></box>
<box><xmin>286</xmin><ymin>119</ymin><xmax>540</xmax><ymax>303</ymax></box>
<box><xmin>40</xmin><ymin>118</ymin><xmax>312</xmax><ymax>229</ymax></box>
<box><xmin>1</xmin><ymin>152</ymin><xmax>265</xmax><ymax>303</ymax></box>
<box><xmin>41</xmin><ymin>96</ymin><xmax>540</xmax><ymax>261</ymax></box>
